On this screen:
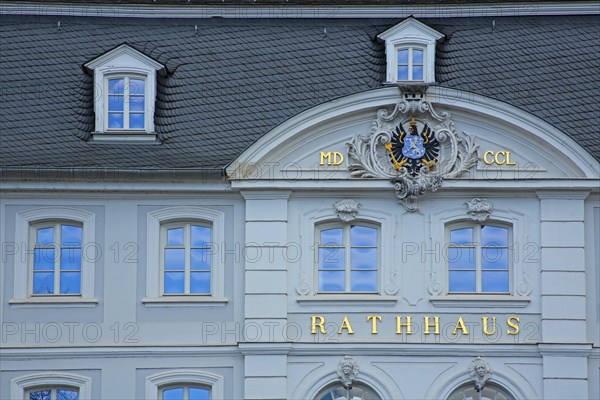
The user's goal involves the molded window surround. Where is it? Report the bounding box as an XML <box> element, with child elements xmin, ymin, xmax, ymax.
<box><xmin>145</xmin><ymin>370</ymin><xmax>223</xmax><ymax>400</ymax></box>
<box><xmin>84</xmin><ymin>44</ymin><xmax>164</xmax><ymax>142</ymax></box>
<box><xmin>296</xmin><ymin>206</ymin><xmax>397</xmax><ymax>305</ymax></box>
<box><xmin>429</xmin><ymin>207</ymin><xmax>531</xmax><ymax>308</ymax></box>
<box><xmin>10</xmin><ymin>373</ymin><xmax>91</xmax><ymax>400</ymax></box>
<box><xmin>378</xmin><ymin>17</ymin><xmax>444</xmax><ymax>84</ymax></box>
<box><xmin>11</xmin><ymin>207</ymin><xmax>97</xmax><ymax>306</ymax></box>
<box><xmin>144</xmin><ymin>207</ymin><xmax>227</xmax><ymax>305</ymax></box>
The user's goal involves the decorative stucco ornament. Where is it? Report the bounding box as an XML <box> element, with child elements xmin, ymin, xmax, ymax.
<box><xmin>465</xmin><ymin>198</ymin><xmax>493</xmax><ymax>221</ymax></box>
<box><xmin>334</xmin><ymin>199</ymin><xmax>361</xmax><ymax>222</ymax></box>
<box><xmin>469</xmin><ymin>356</ymin><xmax>493</xmax><ymax>392</ymax></box>
<box><xmin>347</xmin><ymin>94</ymin><xmax>479</xmax><ymax>211</ymax></box>
<box><xmin>337</xmin><ymin>355</ymin><xmax>359</xmax><ymax>388</ymax></box>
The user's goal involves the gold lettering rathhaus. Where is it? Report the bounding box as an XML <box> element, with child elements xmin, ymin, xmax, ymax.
<box><xmin>347</xmin><ymin>93</ymin><xmax>478</xmax><ymax>211</ymax></box>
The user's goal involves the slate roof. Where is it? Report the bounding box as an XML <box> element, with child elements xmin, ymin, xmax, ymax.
<box><xmin>0</xmin><ymin>14</ymin><xmax>598</xmax><ymax>171</ymax></box>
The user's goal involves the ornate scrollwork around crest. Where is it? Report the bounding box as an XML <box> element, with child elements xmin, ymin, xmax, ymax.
<box><xmin>347</xmin><ymin>94</ymin><xmax>479</xmax><ymax>211</ymax></box>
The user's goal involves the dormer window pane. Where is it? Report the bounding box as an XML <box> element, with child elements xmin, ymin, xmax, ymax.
<box><xmin>130</xmin><ymin>113</ymin><xmax>145</xmax><ymax>129</ymax></box>
<box><xmin>108</xmin><ymin>95</ymin><xmax>124</xmax><ymax>111</ymax></box>
<box><xmin>413</xmin><ymin>49</ymin><xmax>423</xmax><ymax>64</ymax></box>
<box><xmin>413</xmin><ymin>66</ymin><xmax>423</xmax><ymax>80</ymax></box>
<box><xmin>398</xmin><ymin>49</ymin><xmax>409</xmax><ymax>64</ymax></box>
<box><xmin>108</xmin><ymin>113</ymin><xmax>124</xmax><ymax>129</ymax></box>
<box><xmin>398</xmin><ymin>66</ymin><xmax>409</xmax><ymax>80</ymax></box>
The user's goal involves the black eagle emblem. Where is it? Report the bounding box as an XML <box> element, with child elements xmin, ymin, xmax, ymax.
<box><xmin>384</xmin><ymin>118</ymin><xmax>440</xmax><ymax>176</ymax></box>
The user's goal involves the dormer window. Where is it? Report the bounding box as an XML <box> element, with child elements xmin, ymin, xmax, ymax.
<box><xmin>378</xmin><ymin>17</ymin><xmax>444</xmax><ymax>84</ymax></box>
<box><xmin>397</xmin><ymin>46</ymin><xmax>425</xmax><ymax>81</ymax></box>
<box><xmin>84</xmin><ymin>44</ymin><xmax>164</xmax><ymax>142</ymax></box>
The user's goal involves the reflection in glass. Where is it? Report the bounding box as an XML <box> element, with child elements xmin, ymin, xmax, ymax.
<box><xmin>350</xmin><ymin>247</ymin><xmax>377</xmax><ymax>269</ymax></box>
<box><xmin>162</xmin><ymin>388</ymin><xmax>184</xmax><ymax>400</ymax></box>
<box><xmin>57</xmin><ymin>390</ymin><xmax>79</xmax><ymax>400</ymax></box>
<box><xmin>397</xmin><ymin>65</ymin><xmax>408</xmax><ymax>80</ymax></box>
<box><xmin>413</xmin><ymin>66</ymin><xmax>423</xmax><ymax>80</ymax></box>
<box><xmin>449</xmin><ymin>270</ymin><xmax>476</xmax><ymax>292</ymax></box>
<box><xmin>350</xmin><ymin>225</ymin><xmax>377</xmax><ymax>246</ymax></box>
<box><xmin>413</xmin><ymin>49</ymin><xmax>424</xmax><ymax>64</ymax></box>
<box><xmin>60</xmin><ymin>248</ymin><xmax>82</xmax><ymax>270</ymax></box>
<box><xmin>319</xmin><ymin>247</ymin><xmax>344</xmax><ymax>269</ymax></box>
<box><xmin>450</xmin><ymin>228</ymin><xmax>473</xmax><ymax>244</ymax></box>
<box><xmin>350</xmin><ymin>270</ymin><xmax>377</xmax><ymax>292</ymax></box>
<box><xmin>164</xmin><ymin>272</ymin><xmax>185</xmax><ymax>294</ymax></box>
<box><xmin>191</xmin><ymin>225</ymin><xmax>211</xmax><ymax>247</ymax></box>
<box><xmin>34</xmin><ymin>248</ymin><xmax>55</xmax><ymax>270</ymax></box>
<box><xmin>397</xmin><ymin>49</ymin><xmax>409</xmax><ymax>64</ymax></box>
<box><xmin>191</xmin><ymin>248</ymin><xmax>211</xmax><ymax>270</ymax></box>
<box><xmin>190</xmin><ymin>271</ymin><xmax>210</xmax><ymax>294</ymax></box>
<box><xmin>60</xmin><ymin>271</ymin><xmax>81</xmax><ymax>294</ymax></box>
<box><xmin>320</xmin><ymin>228</ymin><xmax>342</xmax><ymax>245</ymax></box>
<box><xmin>37</xmin><ymin>227</ymin><xmax>54</xmax><ymax>245</ymax></box>
<box><xmin>129</xmin><ymin>113</ymin><xmax>145</xmax><ymax>129</ymax></box>
<box><xmin>482</xmin><ymin>271</ymin><xmax>509</xmax><ymax>292</ymax></box>
<box><xmin>164</xmin><ymin>248</ymin><xmax>185</xmax><ymax>270</ymax></box>
<box><xmin>482</xmin><ymin>247</ymin><xmax>508</xmax><ymax>269</ymax></box>
<box><xmin>482</xmin><ymin>225</ymin><xmax>508</xmax><ymax>246</ymax></box>
<box><xmin>33</xmin><ymin>272</ymin><xmax>54</xmax><ymax>294</ymax></box>
<box><xmin>318</xmin><ymin>270</ymin><xmax>345</xmax><ymax>292</ymax></box>
<box><xmin>189</xmin><ymin>388</ymin><xmax>210</xmax><ymax>400</ymax></box>
<box><xmin>167</xmin><ymin>227</ymin><xmax>183</xmax><ymax>245</ymax></box>
<box><xmin>61</xmin><ymin>225</ymin><xmax>82</xmax><ymax>246</ymax></box>
<box><xmin>447</xmin><ymin>247</ymin><xmax>475</xmax><ymax>269</ymax></box>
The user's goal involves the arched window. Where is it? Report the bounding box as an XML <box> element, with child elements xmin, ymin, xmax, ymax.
<box><xmin>316</xmin><ymin>222</ymin><xmax>379</xmax><ymax>293</ymax></box>
<box><xmin>314</xmin><ymin>383</ymin><xmax>381</xmax><ymax>400</ymax></box>
<box><xmin>159</xmin><ymin>385</ymin><xmax>210</xmax><ymax>400</ymax></box>
<box><xmin>26</xmin><ymin>387</ymin><xmax>79</xmax><ymax>400</ymax></box>
<box><xmin>447</xmin><ymin>382</ymin><xmax>515</xmax><ymax>400</ymax></box>
<box><xmin>446</xmin><ymin>222</ymin><xmax>512</xmax><ymax>294</ymax></box>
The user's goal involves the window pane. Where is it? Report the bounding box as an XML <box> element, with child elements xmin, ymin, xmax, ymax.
<box><xmin>412</xmin><ymin>66</ymin><xmax>423</xmax><ymax>80</ymax></box>
<box><xmin>61</xmin><ymin>225</ymin><xmax>82</xmax><ymax>246</ymax></box>
<box><xmin>191</xmin><ymin>248</ymin><xmax>211</xmax><ymax>270</ymax></box>
<box><xmin>60</xmin><ymin>248</ymin><xmax>81</xmax><ymax>270</ymax></box>
<box><xmin>162</xmin><ymin>388</ymin><xmax>184</xmax><ymax>400</ymax></box>
<box><xmin>350</xmin><ymin>247</ymin><xmax>377</xmax><ymax>269</ymax></box>
<box><xmin>57</xmin><ymin>389</ymin><xmax>79</xmax><ymax>400</ymax></box>
<box><xmin>33</xmin><ymin>272</ymin><xmax>54</xmax><ymax>294</ymax></box>
<box><xmin>167</xmin><ymin>227</ymin><xmax>184</xmax><ymax>245</ymax></box>
<box><xmin>397</xmin><ymin>49</ymin><xmax>409</xmax><ymax>64</ymax></box>
<box><xmin>129</xmin><ymin>113</ymin><xmax>145</xmax><ymax>129</ymax></box>
<box><xmin>108</xmin><ymin>113</ymin><xmax>124</xmax><ymax>129</ymax></box>
<box><xmin>108</xmin><ymin>78</ymin><xmax>124</xmax><ymax>94</ymax></box>
<box><xmin>129</xmin><ymin>95</ymin><xmax>145</xmax><ymax>112</ymax></box>
<box><xmin>37</xmin><ymin>226</ymin><xmax>54</xmax><ymax>245</ymax></box>
<box><xmin>129</xmin><ymin>79</ymin><xmax>145</xmax><ymax>95</ymax></box>
<box><xmin>164</xmin><ymin>272</ymin><xmax>185</xmax><ymax>294</ymax></box>
<box><xmin>189</xmin><ymin>388</ymin><xmax>210</xmax><ymax>400</ymax></box>
<box><xmin>350</xmin><ymin>270</ymin><xmax>377</xmax><ymax>292</ymax></box>
<box><xmin>482</xmin><ymin>270</ymin><xmax>509</xmax><ymax>292</ymax></box>
<box><xmin>482</xmin><ymin>247</ymin><xmax>508</xmax><ymax>269</ymax></box>
<box><xmin>191</xmin><ymin>225</ymin><xmax>212</xmax><ymax>247</ymax></box>
<box><xmin>450</xmin><ymin>228</ymin><xmax>473</xmax><ymax>244</ymax></box>
<box><xmin>320</xmin><ymin>228</ymin><xmax>342</xmax><ymax>245</ymax></box>
<box><xmin>29</xmin><ymin>390</ymin><xmax>51</xmax><ymax>400</ymax></box>
<box><xmin>108</xmin><ymin>95</ymin><xmax>124</xmax><ymax>111</ymax></box>
<box><xmin>413</xmin><ymin>49</ymin><xmax>424</xmax><ymax>64</ymax></box>
<box><xmin>448</xmin><ymin>247</ymin><xmax>475</xmax><ymax>269</ymax></box>
<box><xmin>34</xmin><ymin>248</ymin><xmax>55</xmax><ymax>270</ymax></box>
<box><xmin>190</xmin><ymin>271</ymin><xmax>211</xmax><ymax>294</ymax></box>
<box><xmin>397</xmin><ymin>65</ymin><xmax>408</xmax><ymax>80</ymax></box>
<box><xmin>319</xmin><ymin>247</ymin><xmax>344</xmax><ymax>269</ymax></box>
<box><xmin>482</xmin><ymin>226</ymin><xmax>508</xmax><ymax>246</ymax></box>
<box><xmin>350</xmin><ymin>226</ymin><xmax>377</xmax><ymax>246</ymax></box>
<box><xmin>164</xmin><ymin>248</ymin><xmax>185</xmax><ymax>270</ymax></box>
<box><xmin>60</xmin><ymin>271</ymin><xmax>81</xmax><ymax>294</ymax></box>
<box><xmin>449</xmin><ymin>270</ymin><xmax>476</xmax><ymax>292</ymax></box>
<box><xmin>318</xmin><ymin>270</ymin><xmax>345</xmax><ymax>292</ymax></box>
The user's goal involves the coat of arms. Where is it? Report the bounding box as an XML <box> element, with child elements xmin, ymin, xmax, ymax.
<box><xmin>347</xmin><ymin>94</ymin><xmax>478</xmax><ymax>211</ymax></box>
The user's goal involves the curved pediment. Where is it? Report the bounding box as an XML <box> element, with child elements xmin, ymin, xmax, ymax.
<box><xmin>227</xmin><ymin>87</ymin><xmax>599</xmax><ymax>190</ymax></box>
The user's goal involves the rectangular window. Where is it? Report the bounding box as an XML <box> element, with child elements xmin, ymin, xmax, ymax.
<box><xmin>447</xmin><ymin>224</ymin><xmax>510</xmax><ymax>294</ymax></box>
<box><xmin>396</xmin><ymin>46</ymin><xmax>425</xmax><ymax>81</ymax></box>
<box><xmin>162</xmin><ymin>223</ymin><xmax>212</xmax><ymax>295</ymax></box>
<box><xmin>107</xmin><ymin>76</ymin><xmax>146</xmax><ymax>130</ymax></box>
<box><xmin>31</xmin><ymin>223</ymin><xmax>82</xmax><ymax>295</ymax></box>
<box><xmin>317</xmin><ymin>224</ymin><xmax>379</xmax><ymax>293</ymax></box>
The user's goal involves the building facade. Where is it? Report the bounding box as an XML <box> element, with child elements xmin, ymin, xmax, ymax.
<box><xmin>1</xmin><ymin>1</ymin><xmax>599</xmax><ymax>399</ymax></box>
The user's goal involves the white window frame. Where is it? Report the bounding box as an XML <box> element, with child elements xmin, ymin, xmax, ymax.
<box><xmin>10</xmin><ymin>373</ymin><xmax>91</xmax><ymax>400</ymax></box>
<box><xmin>144</xmin><ymin>207</ymin><xmax>227</xmax><ymax>304</ymax></box>
<box><xmin>159</xmin><ymin>384</ymin><xmax>211</xmax><ymax>400</ymax></box>
<box><xmin>429</xmin><ymin>206</ymin><xmax>531</xmax><ymax>308</ymax></box>
<box><xmin>315</xmin><ymin>221</ymin><xmax>380</xmax><ymax>294</ymax></box>
<box><xmin>84</xmin><ymin>44</ymin><xmax>163</xmax><ymax>141</ymax></box>
<box><xmin>11</xmin><ymin>207</ymin><xmax>97</xmax><ymax>305</ymax></box>
<box><xmin>395</xmin><ymin>45</ymin><xmax>426</xmax><ymax>82</ymax></box>
<box><xmin>296</xmin><ymin>206</ymin><xmax>397</xmax><ymax>304</ymax></box>
<box><xmin>29</xmin><ymin>221</ymin><xmax>84</xmax><ymax>296</ymax></box>
<box><xmin>445</xmin><ymin>221</ymin><xmax>513</xmax><ymax>294</ymax></box>
<box><xmin>160</xmin><ymin>221</ymin><xmax>214</xmax><ymax>296</ymax></box>
<box><xmin>378</xmin><ymin>17</ymin><xmax>444</xmax><ymax>84</ymax></box>
<box><xmin>145</xmin><ymin>370</ymin><xmax>223</xmax><ymax>400</ymax></box>
<box><xmin>104</xmin><ymin>74</ymin><xmax>148</xmax><ymax>131</ymax></box>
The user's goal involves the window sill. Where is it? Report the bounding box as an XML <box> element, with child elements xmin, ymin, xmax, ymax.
<box><xmin>430</xmin><ymin>295</ymin><xmax>530</xmax><ymax>308</ymax></box>
<box><xmin>9</xmin><ymin>297</ymin><xmax>98</xmax><ymax>308</ymax></box>
<box><xmin>297</xmin><ymin>294</ymin><xmax>397</xmax><ymax>306</ymax></box>
<box><xmin>142</xmin><ymin>296</ymin><xmax>229</xmax><ymax>307</ymax></box>
<box><xmin>90</xmin><ymin>131</ymin><xmax>159</xmax><ymax>143</ymax></box>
